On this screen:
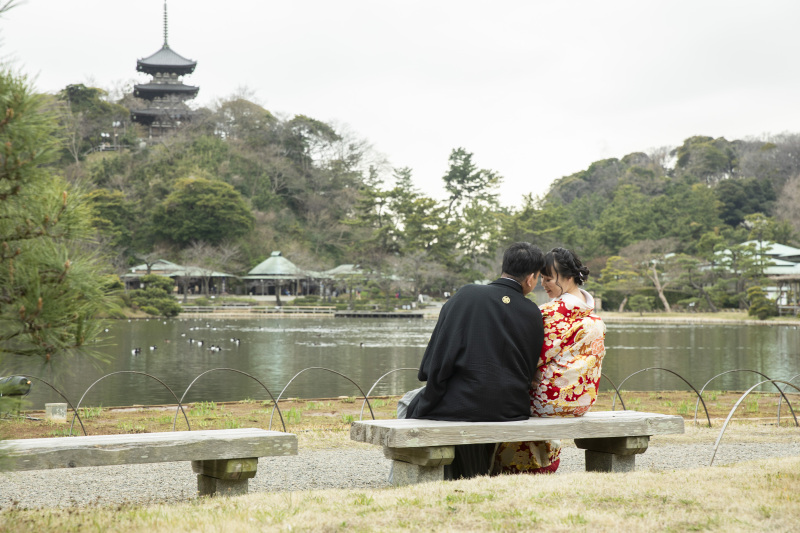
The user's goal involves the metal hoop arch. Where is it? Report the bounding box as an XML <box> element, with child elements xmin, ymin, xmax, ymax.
<box><xmin>601</xmin><ymin>374</ymin><xmax>627</xmax><ymax>411</ymax></box>
<box><xmin>710</xmin><ymin>380</ymin><xmax>800</xmax><ymax>466</ymax></box>
<box><xmin>22</xmin><ymin>376</ymin><xmax>87</xmax><ymax>436</ymax></box>
<box><xmin>613</xmin><ymin>367</ymin><xmax>711</xmax><ymax>427</ymax></box>
<box><xmin>174</xmin><ymin>368</ymin><xmax>286</xmax><ymax>433</ymax></box>
<box><xmin>692</xmin><ymin>369</ymin><xmax>774</xmax><ymax>425</ymax></box>
<box><xmin>358</xmin><ymin>368</ymin><xmax>417</xmax><ymax>420</ymax></box>
<box><xmin>268</xmin><ymin>367</ymin><xmax>374</xmax><ymax>430</ymax></box>
<box><xmin>776</xmin><ymin>373</ymin><xmax>800</xmax><ymax>425</ymax></box>
<box><xmin>69</xmin><ymin>371</ymin><xmax>191</xmax><ymax>436</ymax></box>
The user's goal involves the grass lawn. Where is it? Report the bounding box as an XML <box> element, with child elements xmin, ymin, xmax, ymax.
<box><xmin>1</xmin><ymin>392</ymin><xmax>799</xmax><ymax>531</ymax></box>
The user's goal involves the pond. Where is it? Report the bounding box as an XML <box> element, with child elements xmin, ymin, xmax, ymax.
<box><xmin>5</xmin><ymin>317</ymin><xmax>800</xmax><ymax>409</ymax></box>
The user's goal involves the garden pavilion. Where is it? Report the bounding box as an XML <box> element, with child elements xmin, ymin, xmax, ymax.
<box><xmin>241</xmin><ymin>252</ymin><xmax>308</xmax><ymax>298</ymax></box>
<box><xmin>122</xmin><ymin>259</ymin><xmax>236</xmax><ymax>296</ymax></box>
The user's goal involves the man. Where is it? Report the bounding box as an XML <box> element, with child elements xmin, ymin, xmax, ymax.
<box><xmin>404</xmin><ymin>242</ymin><xmax>545</xmax><ymax>478</ymax></box>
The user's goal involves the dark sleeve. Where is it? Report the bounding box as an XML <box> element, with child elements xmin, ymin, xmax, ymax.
<box><xmin>407</xmin><ymin>298</ymin><xmax>463</xmax><ymax>418</ymax></box>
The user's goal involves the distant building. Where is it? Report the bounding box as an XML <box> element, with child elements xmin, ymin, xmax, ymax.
<box><xmin>130</xmin><ymin>1</ymin><xmax>199</xmax><ymax>136</ymax></box>
<box><xmin>242</xmin><ymin>252</ymin><xmax>308</xmax><ymax>296</ymax></box>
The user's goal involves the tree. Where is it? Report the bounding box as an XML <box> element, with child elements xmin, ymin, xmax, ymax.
<box><xmin>87</xmin><ymin>189</ymin><xmax>134</xmax><ymax>250</ymax></box>
<box><xmin>55</xmin><ymin>83</ymin><xmax>131</xmax><ymax>162</ymax></box>
<box><xmin>673</xmin><ymin>136</ymin><xmax>736</xmax><ymax>184</ymax></box>
<box><xmin>746</xmin><ymin>286</ymin><xmax>776</xmax><ymax>320</ymax></box>
<box><xmin>151</xmin><ymin>177</ymin><xmax>255</xmax><ymax>246</ymax></box>
<box><xmin>714</xmin><ymin>241</ymin><xmax>771</xmax><ymax>309</ymax></box>
<box><xmin>620</xmin><ymin>239</ymin><xmax>679</xmax><ymax>312</ymax></box>
<box><xmin>775</xmin><ymin>175</ymin><xmax>800</xmax><ymax>242</ymax></box>
<box><xmin>0</xmin><ymin>47</ymin><xmax>115</xmax><ymax>364</ymax></box>
<box><xmin>671</xmin><ymin>254</ymin><xmax>719</xmax><ymax>312</ymax></box>
<box><xmin>441</xmin><ymin>148</ymin><xmax>503</xmax><ymax>277</ymax></box>
<box><xmin>598</xmin><ymin>256</ymin><xmax>643</xmax><ymax>312</ymax></box>
<box><xmin>715</xmin><ymin>178</ymin><xmax>776</xmax><ymax>228</ymax></box>
<box><xmin>628</xmin><ymin>294</ymin><xmax>654</xmax><ymax>316</ymax></box>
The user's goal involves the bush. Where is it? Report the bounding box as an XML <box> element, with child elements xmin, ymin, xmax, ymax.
<box><xmin>747</xmin><ymin>286</ymin><xmax>777</xmax><ymax>320</ymax></box>
<box><xmin>129</xmin><ymin>275</ymin><xmax>181</xmax><ymax>317</ymax></box>
<box><xmin>628</xmin><ymin>294</ymin><xmax>654</xmax><ymax>316</ymax></box>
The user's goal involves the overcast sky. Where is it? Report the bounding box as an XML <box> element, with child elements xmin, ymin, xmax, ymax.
<box><xmin>4</xmin><ymin>1</ymin><xmax>800</xmax><ymax>206</ymax></box>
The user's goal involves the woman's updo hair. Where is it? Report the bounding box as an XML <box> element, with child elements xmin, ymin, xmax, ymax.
<box><xmin>541</xmin><ymin>247</ymin><xmax>590</xmax><ymax>286</ymax></box>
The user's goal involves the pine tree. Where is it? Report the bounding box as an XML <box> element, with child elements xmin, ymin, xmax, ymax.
<box><xmin>1</xmin><ymin>34</ymin><xmax>115</xmax><ymax>365</ymax></box>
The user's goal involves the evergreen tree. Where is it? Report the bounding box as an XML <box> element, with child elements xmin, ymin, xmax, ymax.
<box><xmin>0</xmin><ymin>45</ymin><xmax>115</xmax><ymax>364</ymax></box>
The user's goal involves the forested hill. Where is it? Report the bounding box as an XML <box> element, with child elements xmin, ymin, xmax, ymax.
<box><xmin>53</xmin><ymin>84</ymin><xmax>799</xmax><ymax>296</ymax></box>
<box><xmin>507</xmin><ymin>135</ymin><xmax>799</xmax><ymax>266</ymax></box>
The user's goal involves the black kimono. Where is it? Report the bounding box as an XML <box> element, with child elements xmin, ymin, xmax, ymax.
<box><xmin>407</xmin><ymin>278</ymin><xmax>544</xmax><ymax>422</ymax></box>
<box><xmin>405</xmin><ymin>278</ymin><xmax>544</xmax><ymax>478</ymax></box>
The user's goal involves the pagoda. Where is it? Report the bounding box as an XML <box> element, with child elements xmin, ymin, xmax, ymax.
<box><xmin>130</xmin><ymin>1</ymin><xmax>198</xmax><ymax>135</ymax></box>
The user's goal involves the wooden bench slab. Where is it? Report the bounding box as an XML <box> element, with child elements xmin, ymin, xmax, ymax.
<box><xmin>0</xmin><ymin>428</ymin><xmax>296</xmax><ymax>471</ymax></box>
<box><xmin>351</xmin><ymin>411</ymin><xmax>684</xmax><ymax>484</ymax></box>
<box><xmin>0</xmin><ymin>428</ymin><xmax>298</xmax><ymax>497</ymax></box>
<box><xmin>352</xmin><ymin>410</ymin><xmax>684</xmax><ymax>447</ymax></box>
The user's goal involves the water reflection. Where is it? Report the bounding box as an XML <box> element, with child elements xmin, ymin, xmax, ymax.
<box><xmin>4</xmin><ymin>318</ymin><xmax>799</xmax><ymax>408</ymax></box>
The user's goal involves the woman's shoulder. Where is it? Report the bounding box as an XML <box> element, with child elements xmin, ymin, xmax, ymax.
<box><xmin>539</xmin><ymin>298</ymin><xmax>564</xmax><ymax>316</ymax></box>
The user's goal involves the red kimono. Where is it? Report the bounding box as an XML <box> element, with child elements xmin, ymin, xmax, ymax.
<box><xmin>494</xmin><ymin>290</ymin><xmax>606</xmax><ymax>474</ymax></box>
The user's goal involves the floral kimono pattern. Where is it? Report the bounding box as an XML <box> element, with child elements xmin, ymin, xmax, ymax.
<box><xmin>494</xmin><ymin>290</ymin><xmax>606</xmax><ymax>474</ymax></box>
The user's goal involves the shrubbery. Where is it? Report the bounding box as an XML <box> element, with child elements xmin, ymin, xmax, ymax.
<box><xmin>129</xmin><ymin>275</ymin><xmax>182</xmax><ymax>317</ymax></box>
<box><xmin>746</xmin><ymin>286</ymin><xmax>777</xmax><ymax>320</ymax></box>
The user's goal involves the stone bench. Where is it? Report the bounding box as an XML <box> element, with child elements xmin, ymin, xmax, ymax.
<box><xmin>0</xmin><ymin>428</ymin><xmax>297</xmax><ymax>496</ymax></box>
<box><xmin>351</xmin><ymin>410</ymin><xmax>684</xmax><ymax>485</ymax></box>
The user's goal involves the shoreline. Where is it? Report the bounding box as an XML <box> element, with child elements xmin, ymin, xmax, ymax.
<box><xmin>597</xmin><ymin>313</ymin><xmax>800</xmax><ymax>327</ymax></box>
<box><xmin>174</xmin><ymin>309</ymin><xmax>799</xmax><ymax>326</ymax></box>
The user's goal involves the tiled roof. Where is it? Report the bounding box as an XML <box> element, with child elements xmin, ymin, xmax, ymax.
<box><xmin>243</xmin><ymin>252</ymin><xmax>306</xmax><ymax>279</ymax></box>
<box><xmin>134</xmin><ymin>82</ymin><xmax>199</xmax><ymax>92</ymax></box>
<box><xmin>137</xmin><ymin>45</ymin><xmax>196</xmax><ymax>68</ymax></box>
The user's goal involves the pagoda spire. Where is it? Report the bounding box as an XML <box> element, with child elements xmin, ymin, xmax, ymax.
<box><xmin>163</xmin><ymin>1</ymin><xmax>168</xmax><ymax>47</ymax></box>
<box><xmin>131</xmin><ymin>0</ymin><xmax>198</xmax><ymax>136</ymax></box>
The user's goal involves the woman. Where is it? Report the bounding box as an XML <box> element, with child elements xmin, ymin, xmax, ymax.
<box><xmin>494</xmin><ymin>247</ymin><xmax>606</xmax><ymax>474</ymax></box>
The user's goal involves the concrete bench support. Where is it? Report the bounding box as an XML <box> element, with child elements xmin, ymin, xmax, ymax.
<box><xmin>193</xmin><ymin>457</ymin><xmax>259</xmax><ymax>496</ymax></box>
<box><xmin>575</xmin><ymin>436</ymin><xmax>650</xmax><ymax>473</ymax></box>
<box><xmin>384</xmin><ymin>445</ymin><xmax>454</xmax><ymax>486</ymax></box>
<box><xmin>351</xmin><ymin>411</ymin><xmax>683</xmax><ymax>484</ymax></box>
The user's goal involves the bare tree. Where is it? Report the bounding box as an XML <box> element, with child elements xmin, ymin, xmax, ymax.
<box><xmin>776</xmin><ymin>174</ymin><xmax>800</xmax><ymax>238</ymax></box>
<box><xmin>620</xmin><ymin>239</ymin><xmax>679</xmax><ymax>312</ymax></box>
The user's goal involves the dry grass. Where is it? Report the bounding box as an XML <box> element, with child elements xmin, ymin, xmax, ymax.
<box><xmin>1</xmin><ymin>456</ymin><xmax>798</xmax><ymax>532</ymax></box>
<box><xmin>2</xmin><ymin>392</ymin><xmax>799</xmax><ymax>531</ymax></box>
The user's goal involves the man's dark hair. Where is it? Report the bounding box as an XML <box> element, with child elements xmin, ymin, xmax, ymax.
<box><xmin>501</xmin><ymin>242</ymin><xmax>544</xmax><ymax>278</ymax></box>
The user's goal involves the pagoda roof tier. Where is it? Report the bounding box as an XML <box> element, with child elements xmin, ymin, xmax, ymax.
<box><xmin>133</xmin><ymin>82</ymin><xmax>199</xmax><ymax>100</ymax></box>
<box><xmin>131</xmin><ymin>108</ymin><xmax>195</xmax><ymax>126</ymax></box>
<box><xmin>137</xmin><ymin>45</ymin><xmax>197</xmax><ymax>75</ymax></box>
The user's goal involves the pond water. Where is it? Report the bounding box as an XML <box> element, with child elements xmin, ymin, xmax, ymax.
<box><xmin>5</xmin><ymin>317</ymin><xmax>800</xmax><ymax>409</ymax></box>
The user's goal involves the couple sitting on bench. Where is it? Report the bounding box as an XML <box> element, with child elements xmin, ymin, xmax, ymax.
<box><xmin>400</xmin><ymin>243</ymin><xmax>605</xmax><ymax>479</ymax></box>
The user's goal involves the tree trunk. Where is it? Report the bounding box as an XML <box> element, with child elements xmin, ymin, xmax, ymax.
<box><xmin>651</xmin><ymin>263</ymin><xmax>671</xmax><ymax>312</ymax></box>
<box><xmin>693</xmin><ymin>283</ymin><xmax>719</xmax><ymax>313</ymax></box>
<box><xmin>618</xmin><ymin>296</ymin><xmax>628</xmax><ymax>313</ymax></box>
<box><xmin>275</xmin><ymin>282</ymin><xmax>283</xmax><ymax>307</ymax></box>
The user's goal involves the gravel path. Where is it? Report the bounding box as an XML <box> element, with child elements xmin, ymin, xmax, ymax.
<box><xmin>2</xmin><ymin>442</ymin><xmax>799</xmax><ymax>509</ymax></box>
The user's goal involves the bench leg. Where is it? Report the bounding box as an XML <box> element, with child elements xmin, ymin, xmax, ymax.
<box><xmin>197</xmin><ymin>474</ymin><xmax>249</xmax><ymax>496</ymax></box>
<box><xmin>574</xmin><ymin>436</ymin><xmax>650</xmax><ymax>473</ymax></box>
<box><xmin>384</xmin><ymin>446</ymin><xmax>455</xmax><ymax>486</ymax></box>
<box><xmin>192</xmin><ymin>458</ymin><xmax>258</xmax><ymax>497</ymax></box>
<box><xmin>391</xmin><ymin>460</ymin><xmax>445</xmax><ymax>486</ymax></box>
<box><xmin>584</xmin><ymin>450</ymin><xmax>635</xmax><ymax>472</ymax></box>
